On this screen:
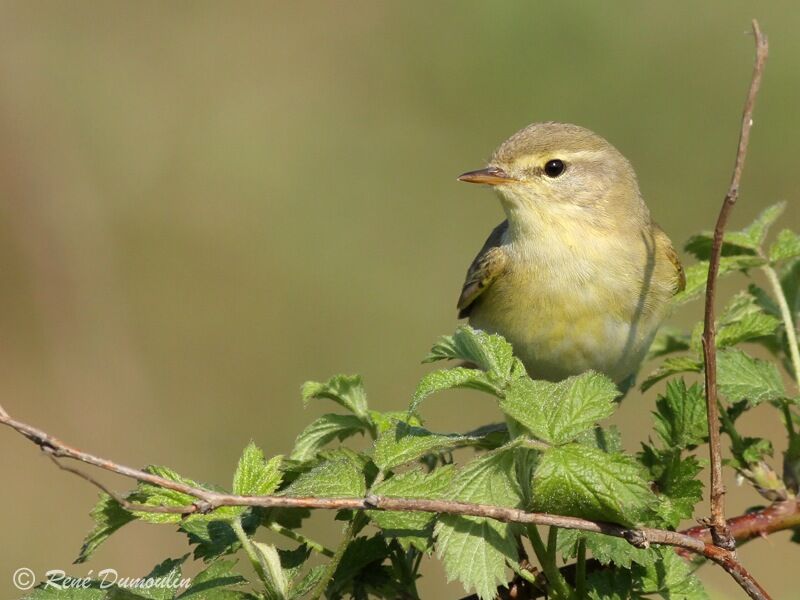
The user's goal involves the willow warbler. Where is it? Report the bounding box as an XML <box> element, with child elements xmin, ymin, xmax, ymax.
<box><xmin>457</xmin><ymin>122</ymin><xmax>684</xmax><ymax>386</ymax></box>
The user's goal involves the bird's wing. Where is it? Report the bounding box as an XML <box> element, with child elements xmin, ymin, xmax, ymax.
<box><xmin>666</xmin><ymin>244</ymin><xmax>686</xmax><ymax>294</ymax></box>
<box><xmin>653</xmin><ymin>224</ymin><xmax>686</xmax><ymax>295</ymax></box>
<box><xmin>457</xmin><ymin>221</ymin><xmax>509</xmax><ymax>319</ymax></box>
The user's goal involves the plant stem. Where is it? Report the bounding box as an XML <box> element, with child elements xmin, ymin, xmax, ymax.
<box><xmin>762</xmin><ymin>263</ymin><xmax>800</xmax><ymax>388</ymax></box>
<box><xmin>575</xmin><ymin>538</ymin><xmax>587</xmax><ymax>599</ymax></box>
<box><xmin>267</xmin><ymin>521</ymin><xmax>335</xmax><ymax>557</ymax></box>
<box><xmin>527</xmin><ymin>525</ymin><xmax>573</xmax><ymax>600</ymax></box>
<box><xmin>309</xmin><ymin>513</ymin><xmax>363</xmax><ymax>600</ymax></box>
<box><xmin>232</xmin><ymin>516</ymin><xmax>271</xmax><ymax>592</ymax></box>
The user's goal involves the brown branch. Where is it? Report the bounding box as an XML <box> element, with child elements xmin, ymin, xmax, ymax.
<box><xmin>701</xmin><ymin>18</ymin><xmax>769</xmax><ymax>552</ymax></box>
<box><xmin>1</xmin><ymin>405</ymin><xmax>781</xmax><ymax>600</ymax></box>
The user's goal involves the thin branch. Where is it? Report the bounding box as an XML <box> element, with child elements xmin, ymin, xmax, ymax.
<box><xmin>701</xmin><ymin>18</ymin><xmax>769</xmax><ymax>551</ymax></box>
<box><xmin>0</xmin><ymin>407</ymin><xmax>778</xmax><ymax>600</ymax></box>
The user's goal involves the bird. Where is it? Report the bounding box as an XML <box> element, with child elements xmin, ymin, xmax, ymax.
<box><xmin>456</xmin><ymin>122</ymin><xmax>684</xmax><ymax>388</ymax></box>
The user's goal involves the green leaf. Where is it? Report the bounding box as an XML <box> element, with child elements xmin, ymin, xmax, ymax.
<box><xmin>641</xmin><ymin>356</ymin><xmax>703</xmax><ymax>392</ymax></box>
<box><xmin>574</xmin><ymin>425</ymin><xmax>623</xmax><ymax>454</ymax></box>
<box><xmin>769</xmin><ymin>229</ymin><xmax>800</xmax><ymax>262</ymax></box>
<box><xmin>178</xmin><ymin>559</ymin><xmax>249</xmax><ymax>599</ymax></box>
<box><xmin>290</xmin><ymin>414</ymin><xmax>366</xmax><ymax>462</ymax></box>
<box><xmin>127</xmin><ymin>556</ymin><xmax>189</xmax><ymax>600</ymax></box>
<box><xmin>684</xmin><ymin>232</ymin><xmax>759</xmax><ymax>260</ymax></box>
<box><xmin>233</xmin><ymin>443</ymin><xmax>283</xmax><ymax>497</ymax></box>
<box><xmin>23</xmin><ymin>587</ymin><xmax>108</xmax><ymax>600</ymax></box>
<box><xmin>281</xmin><ymin>453</ymin><xmax>366</xmax><ymax>498</ymax></box>
<box><xmin>647</xmin><ymin>326</ymin><xmax>691</xmax><ymax>359</ymax></box>
<box><xmin>740</xmin><ymin>437</ymin><xmax>774</xmax><ymax>464</ymax></box>
<box><xmin>532</xmin><ymin>445</ymin><xmax>655</xmax><ymax>526</ymax></box>
<box><xmin>424</xmin><ymin>326</ymin><xmax>517</xmax><ymax>380</ymax></box>
<box><xmin>301</xmin><ymin>374</ymin><xmax>369</xmax><ymax>420</ymax></box>
<box><xmin>369</xmin><ymin>466</ymin><xmax>454</xmax><ymax>551</ymax></box>
<box><xmin>717</xmin><ymin>348</ymin><xmax>785</xmax><ymax>406</ymax></box>
<box><xmin>411</xmin><ymin>367</ymin><xmax>501</xmax><ymax>413</ymax></box>
<box><xmin>252</xmin><ymin>541</ymin><xmax>290</xmax><ymax>600</ymax></box>
<box><xmin>434</xmin><ymin>450</ymin><xmax>522</xmax><ymax>600</ymax></box>
<box><xmin>586</xmin><ymin>567</ymin><xmax>634</xmax><ymax>600</ymax></box>
<box><xmin>129</xmin><ymin>467</ymin><xmax>208</xmax><ymax>524</ymax></box>
<box><xmin>328</xmin><ymin>536</ymin><xmax>391</xmax><ymax>597</ymax></box>
<box><xmin>633</xmin><ymin>547</ymin><xmax>709</xmax><ymax>599</ymax></box>
<box><xmin>653</xmin><ymin>379</ymin><xmax>708</xmax><ymax>449</ymax></box>
<box><xmin>674</xmin><ymin>255</ymin><xmax>766</xmax><ymax>305</ymax></box>
<box><xmin>558</xmin><ymin>529</ymin><xmax>653</xmax><ymax>569</ymax></box>
<box><xmin>500</xmin><ymin>372</ymin><xmax>619</xmax><ymax>445</ymax></box>
<box><xmin>717</xmin><ymin>312</ymin><xmax>780</xmax><ymax>348</ymax></box>
<box><xmin>640</xmin><ymin>447</ymin><xmax>703</xmax><ymax>528</ymax></box>
<box><xmin>687</xmin><ymin>203</ymin><xmax>786</xmax><ymax>261</ymax></box>
<box><xmin>75</xmin><ymin>493</ymin><xmax>135</xmax><ymax>563</ymax></box>
<box><xmin>373</xmin><ymin>422</ymin><xmax>477</xmax><ymax>471</ymax></box>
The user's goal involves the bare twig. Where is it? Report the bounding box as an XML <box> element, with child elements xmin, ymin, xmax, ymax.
<box><xmin>0</xmin><ymin>407</ymin><xmax>778</xmax><ymax>600</ymax></box>
<box><xmin>701</xmin><ymin>19</ymin><xmax>769</xmax><ymax>552</ymax></box>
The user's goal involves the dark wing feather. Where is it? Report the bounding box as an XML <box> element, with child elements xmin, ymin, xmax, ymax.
<box><xmin>457</xmin><ymin>221</ymin><xmax>509</xmax><ymax>318</ymax></box>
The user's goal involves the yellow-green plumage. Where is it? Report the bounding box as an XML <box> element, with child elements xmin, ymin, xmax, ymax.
<box><xmin>457</xmin><ymin>122</ymin><xmax>684</xmax><ymax>385</ymax></box>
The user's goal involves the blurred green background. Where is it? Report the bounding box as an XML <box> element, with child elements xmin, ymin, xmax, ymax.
<box><xmin>1</xmin><ymin>2</ymin><xmax>798</xmax><ymax>598</ymax></box>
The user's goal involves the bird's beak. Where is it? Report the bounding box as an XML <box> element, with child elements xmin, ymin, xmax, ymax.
<box><xmin>457</xmin><ymin>166</ymin><xmax>517</xmax><ymax>185</ymax></box>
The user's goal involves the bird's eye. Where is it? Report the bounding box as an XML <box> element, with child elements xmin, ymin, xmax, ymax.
<box><xmin>543</xmin><ymin>159</ymin><xmax>565</xmax><ymax>178</ymax></box>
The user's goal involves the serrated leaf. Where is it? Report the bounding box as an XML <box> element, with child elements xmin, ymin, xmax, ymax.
<box><xmin>653</xmin><ymin>379</ymin><xmax>708</xmax><ymax>449</ymax></box>
<box><xmin>574</xmin><ymin>425</ymin><xmax>623</xmax><ymax>454</ymax></box>
<box><xmin>500</xmin><ymin>372</ymin><xmax>619</xmax><ymax>445</ymax></box>
<box><xmin>328</xmin><ymin>536</ymin><xmax>391</xmax><ymax>597</ymax></box>
<box><xmin>76</xmin><ymin>493</ymin><xmax>135</xmax><ymax>563</ymax></box>
<box><xmin>532</xmin><ymin>444</ymin><xmax>655</xmax><ymax>526</ymax></box>
<box><xmin>435</xmin><ymin>517</ymin><xmax>517</xmax><ymax>600</ymax></box>
<box><xmin>717</xmin><ymin>348</ymin><xmax>785</xmax><ymax>406</ymax></box>
<box><xmin>128</xmin><ymin>556</ymin><xmax>189</xmax><ymax>600</ymax></box>
<box><xmin>769</xmin><ymin>228</ymin><xmax>800</xmax><ymax>262</ymax></box>
<box><xmin>558</xmin><ymin>529</ymin><xmax>653</xmax><ymax>569</ymax></box>
<box><xmin>129</xmin><ymin>467</ymin><xmax>208</xmax><ymax>524</ymax></box>
<box><xmin>179</xmin><ymin>511</ymin><xmax>261</xmax><ymax>562</ymax></box>
<box><xmin>289</xmin><ymin>566</ymin><xmax>325</xmax><ymax>600</ymax></box>
<box><xmin>684</xmin><ymin>232</ymin><xmax>759</xmax><ymax>260</ymax></box>
<box><xmin>641</xmin><ymin>356</ymin><xmax>703</xmax><ymax>392</ymax></box>
<box><xmin>740</xmin><ymin>437</ymin><xmax>774</xmax><ymax>463</ymax></box>
<box><xmin>233</xmin><ymin>443</ymin><xmax>282</xmax><ymax>497</ymax></box>
<box><xmin>633</xmin><ymin>547</ymin><xmax>709</xmax><ymax>599</ymax></box>
<box><xmin>435</xmin><ymin>450</ymin><xmax>521</xmax><ymax>599</ymax></box>
<box><xmin>674</xmin><ymin>255</ymin><xmax>766</xmax><ymax>305</ymax></box>
<box><xmin>369</xmin><ymin>466</ymin><xmax>454</xmax><ymax>551</ymax></box>
<box><xmin>640</xmin><ymin>447</ymin><xmax>703</xmax><ymax>528</ymax></box>
<box><xmin>177</xmin><ymin>559</ymin><xmax>249</xmax><ymax>599</ymax></box>
<box><xmin>411</xmin><ymin>367</ymin><xmax>501</xmax><ymax>413</ymax></box>
<box><xmin>301</xmin><ymin>374</ymin><xmax>369</xmax><ymax>420</ymax></box>
<box><xmin>281</xmin><ymin>454</ymin><xmax>365</xmax><ymax>498</ymax></box>
<box><xmin>717</xmin><ymin>312</ymin><xmax>780</xmax><ymax>348</ymax></box>
<box><xmin>373</xmin><ymin>422</ymin><xmax>476</xmax><ymax>471</ymax></box>
<box><xmin>586</xmin><ymin>567</ymin><xmax>634</xmax><ymax>600</ymax></box>
<box><xmin>290</xmin><ymin>414</ymin><xmax>366</xmax><ymax>463</ymax></box>
<box><xmin>23</xmin><ymin>587</ymin><xmax>108</xmax><ymax>600</ymax></box>
<box><xmin>424</xmin><ymin>326</ymin><xmax>516</xmax><ymax>379</ymax></box>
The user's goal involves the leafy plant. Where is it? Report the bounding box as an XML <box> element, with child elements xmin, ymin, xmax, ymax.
<box><xmin>14</xmin><ymin>204</ymin><xmax>798</xmax><ymax>600</ymax></box>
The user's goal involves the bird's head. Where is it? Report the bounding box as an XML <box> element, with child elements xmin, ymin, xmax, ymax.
<box><xmin>458</xmin><ymin>122</ymin><xmax>648</xmax><ymax>232</ymax></box>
